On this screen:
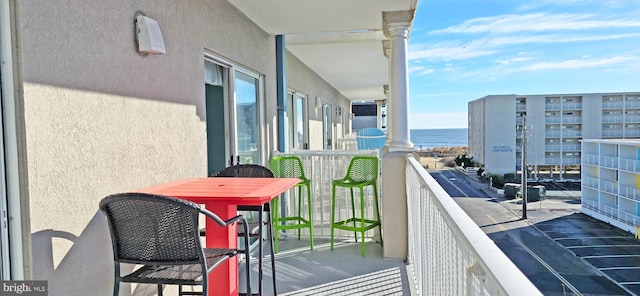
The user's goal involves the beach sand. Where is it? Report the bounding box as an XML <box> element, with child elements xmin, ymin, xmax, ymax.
<box><xmin>415</xmin><ymin>146</ymin><xmax>468</xmax><ymax>169</ymax></box>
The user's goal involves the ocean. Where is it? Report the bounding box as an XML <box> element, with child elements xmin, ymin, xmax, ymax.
<box><xmin>411</xmin><ymin>128</ymin><xmax>468</xmax><ymax>149</ymax></box>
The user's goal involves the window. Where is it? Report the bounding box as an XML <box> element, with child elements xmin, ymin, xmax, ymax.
<box><xmin>287</xmin><ymin>91</ymin><xmax>308</xmax><ymax>150</ymax></box>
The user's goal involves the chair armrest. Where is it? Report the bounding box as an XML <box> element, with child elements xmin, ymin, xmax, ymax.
<box><xmin>200</xmin><ymin>208</ymin><xmax>247</xmax><ymax>227</ymax></box>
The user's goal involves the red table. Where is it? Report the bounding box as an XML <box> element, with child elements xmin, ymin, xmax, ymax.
<box><xmin>138</xmin><ymin>177</ymin><xmax>300</xmax><ymax>296</ymax></box>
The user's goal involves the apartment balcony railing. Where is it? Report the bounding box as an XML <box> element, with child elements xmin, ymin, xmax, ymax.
<box><xmin>624</xmin><ymin>130</ymin><xmax>640</xmax><ymax>137</ymax></box>
<box><xmin>405</xmin><ymin>156</ymin><xmax>539</xmax><ymax>295</ymax></box>
<box><xmin>602</xmin><ymin>130</ymin><xmax>623</xmax><ymax>137</ymax></box>
<box><xmin>545</xmin><ymin>103</ymin><xmax>560</xmax><ymax>110</ymax></box>
<box><xmin>545</xmin><ymin>145</ymin><xmax>561</xmax><ymax>151</ymax></box>
<box><xmin>619</xmin><ymin>184</ymin><xmax>640</xmax><ymax>202</ymax></box>
<box><xmin>603</xmin><ymin>102</ymin><xmax>624</xmax><ymax>109</ymax></box>
<box><xmin>599</xmin><ymin>179</ymin><xmax>618</xmax><ymax>195</ymax></box>
<box><xmin>582</xmin><ymin>153</ymin><xmax>599</xmax><ymax>165</ymax></box>
<box><xmin>545</xmin><ymin>117</ymin><xmax>560</xmax><ymax>124</ymax></box>
<box><xmin>544</xmin><ymin>157</ymin><xmax>581</xmax><ymax>165</ymax></box>
<box><xmin>602</xmin><ymin>116</ymin><xmax>624</xmax><ymax>123</ymax></box>
<box><xmin>516</xmin><ymin>104</ymin><xmax>526</xmax><ymax>111</ymax></box>
<box><xmin>625</xmin><ymin>101</ymin><xmax>640</xmax><ymax>109</ymax></box>
<box><xmin>562</xmin><ymin>103</ymin><xmax>582</xmax><ymax>110</ymax></box>
<box><xmin>562</xmin><ymin>117</ymin><xmax>582</xmax><ymax>124</ymax></box>
<box><xmin>562</xmin><ymin>157</ymin><xmax>581</xmax><ymax>165</ymax></box>
<box><xmin>625</xmin><ymin>115</ymin><xmax>640</xmax><ymax>122</ymax></box>
<box><xmin>562</xmin><ymin>144</ymin><xmax>581</xmax><ymax>151</ymax></box>
<box><xmin>582</xmin><ymin>199</ymin><xmax>640</xmax><ymax>228</ymax></box>
<box><xmin>620</xmin><ymin>158</ymin><xmax>640</xmax><ymax>172</ymax></box>
<box><xmin>600</xmin><ymin>155</ymin><xmax>619</xmax><ymax>168</ymax></box>
<box><xmin>545</xmin><ymin>131</ymin><xmax>560</xmax><ymax>137</ymax></box>
<box><xmin>562</xmin><ymin>130</ymin><xmax>582</xmax><ymax>137</ymax></box>
<box><xmin>582</xmin><ymin>176</ymin><xmax>599</xmax><ymax>189</ymax></box>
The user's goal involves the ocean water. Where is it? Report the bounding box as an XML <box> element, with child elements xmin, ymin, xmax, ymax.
<box><xmin>411</xmin><ymin>128</ymin><xmax>468</xmax><ymax>149</ymax></box>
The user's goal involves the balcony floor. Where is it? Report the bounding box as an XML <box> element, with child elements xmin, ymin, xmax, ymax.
<box><xmin>239</xmin><ymin>236</ymin><xmax>411</xmax><ymax>296</ymax></box>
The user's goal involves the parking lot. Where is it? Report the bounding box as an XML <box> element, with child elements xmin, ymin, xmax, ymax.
<box><xmin>431</xmin><ymin>168</ymin><xmax>640</xmax><ymax>295</ymax></box>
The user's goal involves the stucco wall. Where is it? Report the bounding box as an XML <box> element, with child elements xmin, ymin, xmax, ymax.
<box><xmin>18</xmin><ymin>0</ymin><xmax>275</xmax><ymax>294</ymax></box>
<box><xmin>286</xmin><ymin>52</ymin><xmax>351</xmax><ymax>150</ymax></box>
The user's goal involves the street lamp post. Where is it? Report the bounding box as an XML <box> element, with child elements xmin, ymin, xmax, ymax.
<box><xmin>521</xmin><ymin>114</ymin><xmax>528</xmax><ymax>219</ymax></box>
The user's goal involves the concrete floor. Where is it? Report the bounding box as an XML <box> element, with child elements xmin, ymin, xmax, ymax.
<box><xmin>239</xmin><ymin>237</ymin><xmax>411</xmax><ymax>296</ymax></box>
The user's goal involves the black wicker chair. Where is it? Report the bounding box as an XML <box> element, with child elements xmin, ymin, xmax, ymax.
<box><xmin>99</xmin><ymin>192</ymin><xmax>250</xmax><ymax>296</ymax></box>
<box><xmin>211</xmin><ymin>164</ymin><xmax>277</xmax><ymax>296</ymax></box>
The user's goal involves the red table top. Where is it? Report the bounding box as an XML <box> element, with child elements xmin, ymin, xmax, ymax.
<box><xmin>138</xmin><ymin>177</ymin><xmax>301</xmax><ymax>205</ymax></box>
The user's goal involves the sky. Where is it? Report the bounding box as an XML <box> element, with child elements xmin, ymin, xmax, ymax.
<box><xmin>408</xmin><ymin>0</ymin><xmax>640</xmax><ymax>129</ymax></box>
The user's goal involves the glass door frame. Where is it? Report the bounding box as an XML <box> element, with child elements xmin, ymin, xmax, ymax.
<box><xmin>287</xmin><ymin>90</ymin><xmax>309</xmax><ymax>150</ymax></box>
<box><xmin>205</xmin><ymin>54</ymin><xmax>265</xmax><ymax>166</ymax></box>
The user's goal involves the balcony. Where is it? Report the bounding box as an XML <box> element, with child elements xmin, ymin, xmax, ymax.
<box><xmin>602</xmin><ymin>116</ymin><xmax>624</xmax><ymax>123</ymax></box>
<box><xmin>267</xmin><ymin>150</ymin><xmax>539</xmax><ymax>295</ymax></box>
<box><xmin>603</xmin><ymin>102</ymin><xmax>624</xmax><ymax>109</ymax></box>
<box><xmin>602</xmin><ymin>130</ymin><xmax>623</xmax><ymax>138</ymax></box>
<box><xmin>562</xmin><ymin>103</ymin><xmax>582</xmax><ymax>110</ymax></box>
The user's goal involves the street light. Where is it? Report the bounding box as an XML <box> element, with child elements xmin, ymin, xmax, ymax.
<box><xmin>521</xmin><ymin>114</ymin><xmax>528</xmax><ymax>219</ymax></box>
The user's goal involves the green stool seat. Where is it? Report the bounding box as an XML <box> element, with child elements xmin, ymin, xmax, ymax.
<box><xmin>331</xmin><ymin>156</ymin><xmax>382</xmax><ymax>256</ymax></box>
<box><xmin>270</xmin><ymin>155</ymin><xmax>313</xmax><ymax>253</ymax></box>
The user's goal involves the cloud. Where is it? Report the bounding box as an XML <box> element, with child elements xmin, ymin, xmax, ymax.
<box><xmin>409</xmin><ymin>65</ymin><xmax>434</xmax><ymax>76</ymax></box>
<box><xmin>519</xmin><ymin>56</ymin><xmax>636</xmax><ymax>71</ymax></box>
<box><xmin>431</xmin><ymin>13</ymin><xmax>640</xmax><ymax>35</ymax></box>
<box><xmin>518</xmin><ymin>0</ymin><xmax>628</xmax><ymax>11</ymax></box>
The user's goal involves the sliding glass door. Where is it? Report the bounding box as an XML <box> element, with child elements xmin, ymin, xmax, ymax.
<box><xmin>205</xmin><ymin>58</ymin><xmax>263</xmax><ymax>174</ymax></box>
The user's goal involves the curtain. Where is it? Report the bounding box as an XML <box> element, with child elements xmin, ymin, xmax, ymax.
<box><xmin>205</xmin><ymin>61</ymin><xmax>223</xmax><ymax>86</ymax></box>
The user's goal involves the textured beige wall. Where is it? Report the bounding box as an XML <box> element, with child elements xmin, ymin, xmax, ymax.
<box><xmin>18</xmin><ymin>0</ymin><xmax>275</xmax><ymax>294</ymax></box>
<box><xmin>286</xmin><ymin>52</ymin><xmax>351</xmax><ymax>150</ymax></box>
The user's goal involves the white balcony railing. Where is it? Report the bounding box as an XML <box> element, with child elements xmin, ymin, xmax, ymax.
<box><xmin>582</xmin><ymin>199</ymin><xmax>640</xmax><ymax>227</ymax></box>
<box><xmin>602</xmin><ymin>102</ymin><xmax>623</xmax><ymax>109</ymax></box>
<box><xmin>582</xmin><ymin>153</ymin><xmax>599</xmax><ymax>165</ymax></box>
<box><xmin>405</xmin><ymin>156</ymin><xmax>540</xmax><ymax>296</ymax></box>
<box><xmin>599</xmin><ymin>179</ymin><xmax>618</xmax><ymax>194</ymax></box>
<box><xmin>599</xmin><ymin>155</ymin><xmax>618</xmax><ymax>168</ymax></box>
<box><xmin>619</xmin><ymin>184</ymin><xmax>640</xmax><ymax>202</ymax></box>
<box><xmin>602</xmin><ymin>130</ymin><xmax>623</xmax><ymax>137</ymax></box>
<box><xmin>620</xmin><ymin>158</ymin><xmax>640</xmax><ymax>172</ymax></box>
<box><xmin>624</xmin><ymin>130</ymin><xmax>640</xmax><ymax>137</ymax></box>
<box><xmin>602</xmin><ymin>116</ymin><xmax>624</xmax><ymax>123</ymax></box>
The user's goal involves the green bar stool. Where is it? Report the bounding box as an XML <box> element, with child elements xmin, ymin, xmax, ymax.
<box><xmin>331</xmin><ymin>156</ymin><xmax>382</xmax><ymax>256</ymax></box>
<box><xmin>270</xmin><ymin>155</ymin><xmax>313</xmax><ymax>253</ymax></box>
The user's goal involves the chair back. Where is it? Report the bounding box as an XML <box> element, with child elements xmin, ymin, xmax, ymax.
<box><xmin>345</xmin><ymin>156</ymin><xmax>379</xmax><ymax>183</ymax></box>
<box><xmin>356</xmin><ymin>128</ymin><xmax>386</xmax><ymax>151</ymax></box>
<box><xmin>270</xmin><ymin>156</ymin><xmax>307</xmax><ymax>180</ymax></box>
<box><xmin>212</xmin><ymin>164</ymin><xmax>274</xmax><ymax>178</ymax></box>
<box><xmin>99</xmin><ymin>193</ymin><xmax>204</xmax><ymax>265</ymax></box>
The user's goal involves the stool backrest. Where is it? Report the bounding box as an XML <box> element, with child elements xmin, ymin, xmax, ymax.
<box><xmin>270</xmin><ymin>156</ymin><xmax>307</xmax><ymax>180</ymax></box>
<box><xmin>345</xmin><ymin>156</ymin><xmax>379</xmax><ymax>183</ymax></box>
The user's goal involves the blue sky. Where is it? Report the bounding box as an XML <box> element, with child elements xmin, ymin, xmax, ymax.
<box><xmin>408</xmin><ymin>0</ymin><xmax>640</xmax><ymax>129</ymax></box>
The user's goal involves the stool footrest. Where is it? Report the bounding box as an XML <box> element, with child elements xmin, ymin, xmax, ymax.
<box><xmin>332</xmin><ymin>218</ymin><xmax>380</xmax><ymax>232</ymax></box>
<box><xmin>274</xmin><ymin>216</ymin><xmax>311</xmax><ymax>230</ymax></box>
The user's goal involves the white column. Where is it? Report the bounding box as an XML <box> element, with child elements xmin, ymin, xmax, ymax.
<box><xmin>387</xmin><ymin>22</ymin><xmax>413</xmax><ymax>151</ymax></box>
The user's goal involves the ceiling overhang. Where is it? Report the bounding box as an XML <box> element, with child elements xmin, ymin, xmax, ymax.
<box><xmin>228</xmin><ymin>0</ymin><xmax>417</xmax><ymax>101</ymax></box>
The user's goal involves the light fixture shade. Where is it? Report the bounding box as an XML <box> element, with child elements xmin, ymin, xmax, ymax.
<box><xmin>136</xmin><ymin>15</ymin><xmax>166</xmax><ymax>54</ymax></box>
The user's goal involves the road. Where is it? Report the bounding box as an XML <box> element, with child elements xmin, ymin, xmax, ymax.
<box><xmin>429</xmin><ymin>169</ymin><xmax>637</xmax><ymax>296</ymax></box>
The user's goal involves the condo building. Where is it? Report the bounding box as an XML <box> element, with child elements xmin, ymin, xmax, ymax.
<box><xmin>469</xmin><ymin>92</ymin><xmax>640</xmax><ymax>178</ymax></box>
<box><xmin>581</xmin><ymin>139</ymin><xmax>640</xmax><ymax>233</ymax></box>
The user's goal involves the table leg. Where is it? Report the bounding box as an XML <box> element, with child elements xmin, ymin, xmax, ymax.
<box><xmin>205</xmin><ymin>203</ymin><xmax>239</xmax><ymax>296</ymax></box>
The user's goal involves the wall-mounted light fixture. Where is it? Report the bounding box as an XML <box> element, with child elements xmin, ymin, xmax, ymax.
<box><xmin>315</xmin><ymin>97</ymin><xmax>322</xmax><ymax>108</ymax></box>
<box><xmin>135</xmin><ymin>12</ymin><xmax>166</xmax><ymax>55</ymax></box>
